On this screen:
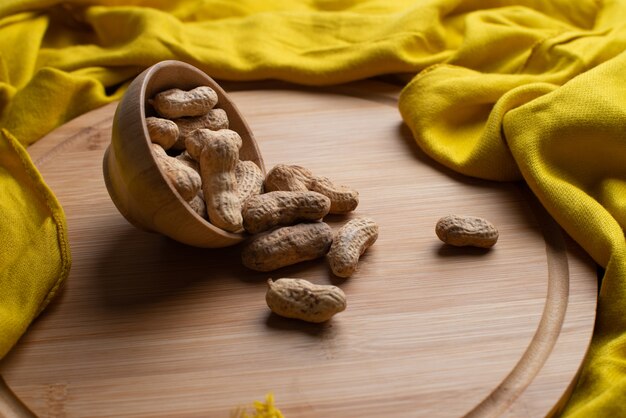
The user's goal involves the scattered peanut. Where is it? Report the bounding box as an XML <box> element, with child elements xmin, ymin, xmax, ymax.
<box><xmin>242</xmin><ymin>191</ymin><xmax>331</xmax><ymax>234</ymax></box>
<box><xmin>146</xmin><ymin>116</ymin><xmax>179</xmax><ymax>150</ymax></box>
<box><xmin>264</xmin><ymin>164</ymin><xmax>314</xmax><ymax>192</ymax></box>
<box><xmin>327</xmin><ymin>217</ymin><xmax>378</xmax><ymax>278</ymax></box>
<box><xmin>309</xmin><ymin>176</ymin><xmax>359</xmax><ymax>214</ymax></box>
<box><xmin>266</xmin><ymin>278</ymin><xmax>346</xmax><ymax>323</ymax></box>
<box><xmin>150</xmin><ymin>143</ymin><xmax>201</xmax><ymax>202</ymax></box>
<box><xmin>149</xmin><ymin>86</ymin><xmax>218</xmax><ymax>119</ymax></box>
<box><xmin>435</xmin><ymin>215</ymin><xmax>498</xmax><ymax>248</ymax></box>
<box><xmin>235</xmin><ymin>160</ymin><xmax>264</xmax><ymax>205</ymax></box>
<box><xmin>241</xmin><ymin>222</ymin><xmax>333</xmax><ymax>271</ymax></box>
<box><xmin>265</xmin><ymin>164</ymin><xmax>359</xmax><ymax>214</ymax></box>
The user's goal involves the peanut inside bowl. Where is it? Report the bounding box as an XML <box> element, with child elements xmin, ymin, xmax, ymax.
<box><xmin>103</xmin><ymin>60</ymin><xmax>265</xmax><ymax>248</ymax></box>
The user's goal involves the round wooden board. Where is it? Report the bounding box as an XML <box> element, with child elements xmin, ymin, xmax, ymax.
<box><xmin>0</xmin><ymin>81</ymin><xmax>597</xmax><ymax>418</ymax></box>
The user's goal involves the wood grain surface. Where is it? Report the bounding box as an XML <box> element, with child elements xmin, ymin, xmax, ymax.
<box><xmin>0</xmin><ymin>81</ymin><xmax>598</xmax><ymax>418</ymax></box>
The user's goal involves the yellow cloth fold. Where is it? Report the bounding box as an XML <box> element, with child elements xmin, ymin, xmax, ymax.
<box><xmin>2</xmin><ymin>1</ymin><xmax>626</xmax><ymax>416</ymax></box>
<box><xmin>504</xmin><ymin>54</ymin><xmax>626</xmax><ymax>417</ymax></box>
<box><xmin>0</xmin><ymin>129</ymin><xmax>70</xmax><ymax>359</ymax></box>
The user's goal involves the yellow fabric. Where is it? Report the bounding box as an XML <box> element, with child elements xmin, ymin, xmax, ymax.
<box><xmin>1</xmin><ymin>0</ymin><xmax>626</xmax><ymax>416</ymax></box>
<box><xmin>0</xmin><ymin>129</ymin><xmax>70</xmax><ymax>359</ymax></box>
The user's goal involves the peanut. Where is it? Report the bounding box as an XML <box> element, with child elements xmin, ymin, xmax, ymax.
<box><xmin>327</xmin><ymin>217</ymin><xmax>378</xmax><ymax>278</ymax></box>
<box><xmin>170</xmin><ymin>108</ymin><xmax>229</xmax><ymax>150</ymax></box>
<box><xmin>242</xmin><ymin>191</ymin><xmax>331</xmax><ymax>234</ymax></box>
<box><xmin>187</xmin><ymin>192</ymin><xmax>207</xmax><ymax>219</ymax></box>
<box><xmin>266</xmin><ymin>278</ymin><xmax>346</xmax><ymax>323</ymax></box>
<box><xmin>150</xmin><ymin>143</ymin><xmax>201</xmax><ymax>201</ymax></box>
<box><xmin>309</xmin><ymin>176</ymin><xmax>359</xmax><ymax>214</ymax></box>
<box><xmin>174</xmin><ymin>151</ymin><xmax>200</xmax><ymax>174</ymax></box>
<box><xmin>185</xmin><ymin>128</ymin><xmax>242</xmax><ymax>161</ymax></box>
<box><xmin>149</xmin><ymin>86</ymin><xmax>218</xmax><ymax>119</ymax></box>
<box><xmin>435</xmin><ymin>215</ymin><xmax>499</xmax><ymax>248</ymax></box>
<box><xmin>264</xmin><ymin>164</ymin><xmax>314</xmax><ymax>192</ymax></box>
<box><xmin>264</xmin><ymin>164</ymin><xmax>358</xmax><ymax>214</ymax></box>
<box><xmin>235</xmin><ymin>160</ymin><xmax>264</xmax><ymax>205</ymax></box>
<box><xmin>146</xmin><ymin>116</ymin><xmax>179</xmax><ymax>150</ymax></box>
<box><xmin>195</xmin><ymin>130</ymin><xmax>243</xmax><ymax>232</ymax></box>
<box><xmin>241</xmin><ymin>222</ymin><xmax>333</xmax><ymax>271</ymax></box>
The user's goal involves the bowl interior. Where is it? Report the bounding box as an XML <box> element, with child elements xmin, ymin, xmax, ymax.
<box><xmin>104</xmin><ymin>60</ymin><xmax>265</xmax><ymax>248</ymax></box>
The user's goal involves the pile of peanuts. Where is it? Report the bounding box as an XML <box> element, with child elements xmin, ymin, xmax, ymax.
<box><xmin>145</xmin><ymin>85</ymin><xmax>379</xmax><ymax>323</ymax></box>
<box><xmin>146</xmin><ymin>86</ymin><xmax>264</xmax><ymax>232</ymax></box>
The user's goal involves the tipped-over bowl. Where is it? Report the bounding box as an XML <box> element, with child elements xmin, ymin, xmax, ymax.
<box><xmin>103</xmin><ymin>60</ymin><xmax>264</xmax><ymax>248</ymax></box>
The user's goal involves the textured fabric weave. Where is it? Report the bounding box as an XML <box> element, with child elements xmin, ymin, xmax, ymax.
<box><xmin>0</xmin><ymin>129</ymin><xmax>70</xmax><ymax>358</ymax></box>
<box><xmin>1</xmin><ymin>1</ymin><xmax>625</xmax><ymax>416</ymax></box>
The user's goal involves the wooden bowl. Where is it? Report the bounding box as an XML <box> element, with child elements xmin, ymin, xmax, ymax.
<box><xmin>103</xmin><ymin>60</ymin><xmax>265</xmax><ymax>248</ymax></box>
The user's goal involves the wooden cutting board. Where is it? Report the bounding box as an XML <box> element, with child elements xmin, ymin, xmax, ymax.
<box><xmin>0</xmin><ymin>81</ymin><xmax>597</xmax><ymax>418</ymax></box>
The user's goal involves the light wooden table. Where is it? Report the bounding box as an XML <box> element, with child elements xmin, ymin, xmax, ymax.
<box><xmin>0</xmin><ymin>81</ymin><xmax>597</xmax><ymax>417</ymax></box>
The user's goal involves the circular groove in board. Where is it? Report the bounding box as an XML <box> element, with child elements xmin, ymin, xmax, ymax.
<box><xmin>0</xmin><ymin>81</ymin><xmax>597</xmax><ymax>418</ymax></box>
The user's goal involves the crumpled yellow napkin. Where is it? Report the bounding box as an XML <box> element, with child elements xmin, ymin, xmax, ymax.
<box><xmin>2</xmin><ymin>1</ymin><xmax>626</xmax><ymax>416</ymax></box>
